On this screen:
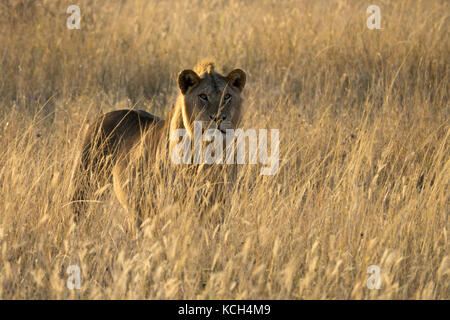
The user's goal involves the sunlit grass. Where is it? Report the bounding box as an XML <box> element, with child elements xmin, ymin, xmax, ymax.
<box><xmin>0</xmin><ymin>0</ymin><xmax>448</xmax><ymax>299</ymax></box>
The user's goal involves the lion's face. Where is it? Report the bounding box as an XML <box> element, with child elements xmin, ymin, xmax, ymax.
<box><xmin>178</xmin><ymin>68</ymin><xmax>246</xmax><ymax>136</ymax></box>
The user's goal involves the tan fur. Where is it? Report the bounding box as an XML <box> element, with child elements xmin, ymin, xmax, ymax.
<box><xmin>72</xmin><ymin>61</ymin><xmax>246</xmax><ymax>223</ymax></box>
<box><xmin>194</xmin><ymin>59</ymin><xmax>216</xmax><ymax>74</ymax></box>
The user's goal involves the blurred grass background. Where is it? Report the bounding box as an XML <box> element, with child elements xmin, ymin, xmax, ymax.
<box><xmin>0</xmin><ymin>0</ymin><xmax>448</xmax><ymax>299</ymax></box>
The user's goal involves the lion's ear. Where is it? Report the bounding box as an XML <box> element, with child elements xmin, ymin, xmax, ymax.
<box><xmin>227</xmin><ymin>69</ymin><xmax>246</xmax><ymax>92</ymax></box>
<box><xmin>178</xmin><ymin>70</ymin><xmax>200</xmax><ymax>94</ymax></box>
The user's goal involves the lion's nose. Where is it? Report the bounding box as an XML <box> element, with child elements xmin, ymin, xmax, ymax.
<box><xmin>209</xmin><ymin>115</ymin><xmax>226</xmax><ymax>123</ymax></box>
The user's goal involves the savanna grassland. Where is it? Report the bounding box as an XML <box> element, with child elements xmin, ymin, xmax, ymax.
<box><xmin>0</xmin><ymin>0</ymin><xmax>448</xmax><ymax>299</ymax></box>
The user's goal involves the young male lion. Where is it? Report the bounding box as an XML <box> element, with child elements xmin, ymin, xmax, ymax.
<box><xmin>71</xmin><ymin>61</ymin><xmax>246</xmax><ymax>224</ymax></box>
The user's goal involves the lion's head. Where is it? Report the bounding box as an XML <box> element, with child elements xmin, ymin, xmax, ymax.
<box><xmin>177</xmin><ymin>61</ymin><xmax>246</xmax><ymax>137</ymax></box>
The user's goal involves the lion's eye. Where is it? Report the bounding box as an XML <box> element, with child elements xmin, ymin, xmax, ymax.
<box><xmin>199</xmin><ymin>94</ymin><xmax>208</xmax><ymax>101</ymax></box>
<box><xmin>224</xmin><ymin>93</ymin><xmax>231</xmax><ymax>100</ymax></box>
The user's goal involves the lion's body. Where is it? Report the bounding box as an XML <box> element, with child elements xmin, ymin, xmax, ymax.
<box><xmin>71</xmin><ymin>61</ymin><xmax>246</xmax><ymax>223</ymax></box>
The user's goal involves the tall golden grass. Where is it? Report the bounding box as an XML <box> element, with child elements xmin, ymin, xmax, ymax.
<box><xmin>0</xmin><ymin>0</ymin><xmax>448</xmax><ymax>299</ymax></box>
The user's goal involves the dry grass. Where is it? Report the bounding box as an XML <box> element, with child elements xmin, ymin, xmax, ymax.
<box><xmin>0</xmin><ymin>0</ymin><xmax>448</xmax><ymax>299</ymax></box>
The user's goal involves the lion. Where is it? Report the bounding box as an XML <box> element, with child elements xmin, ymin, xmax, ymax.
<box><xmin>71</xmin><ymin>60</ymin><xmax>246</xmax><ymax>224</ymax></box>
